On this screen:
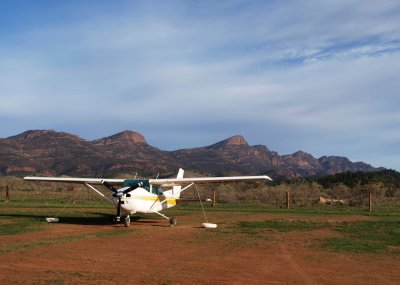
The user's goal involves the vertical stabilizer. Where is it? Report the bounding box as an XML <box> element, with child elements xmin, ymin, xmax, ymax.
<box><xmin>176</xmin><ymin>168</ymin><xmax>184</xmax><ymax>179</ymax></box>
<box><xmin>173</xmin><ymin>168</ymin><xmax>184</xmax><ymax>197</ymax></box>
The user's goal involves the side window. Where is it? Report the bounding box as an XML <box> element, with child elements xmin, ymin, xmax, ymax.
<box><xmin>151</xmin><ymin>186</ymin><xmax>162</xmax><ymax>195</ymax></box>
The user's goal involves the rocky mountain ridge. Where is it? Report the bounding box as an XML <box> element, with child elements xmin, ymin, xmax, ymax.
<box><xmin>0</xmin><ymin>130</ymin><xmax>382</xmax><ymax>178</ymax></box>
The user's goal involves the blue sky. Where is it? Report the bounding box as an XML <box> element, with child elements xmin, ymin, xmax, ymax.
<box><xmin>1</xmin><ymin>0</ymin><xmax>400</xmax><ymax>170</ymax></box>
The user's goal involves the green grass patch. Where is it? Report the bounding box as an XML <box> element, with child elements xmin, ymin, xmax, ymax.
<box><xmin>0</xmin><ymin>228</ymin><xmax>138</xmax><ymax>254</ymax></box>
<box><xmin>322</xmin><ymin>237</ymin><xmax>386</xmax><ymax>253</ymax></box>
<box><xmin>238</xmin><ymin>219</ymin><xmax>327</xmax><ymax>232</ymax></box>
<box><xmin>175</xmin><ymin>203</ymin><xmax>400</xmax><ymax>216</ymax></box>
<box><xmin>0</xmin><ymin>208</ymin><xmax>116</xmax><ymax>235</ymax></box>
<box><xmin>0</xmin><ymin>216</ymin><xmax>43</xmax><ymax>235</ymax></box>
<box><xmin>0</xmin><ymin>199</ymin><xmax>111</xmax><ymax>209</ymax></box>
<box><xmin>322</xmin><ymin>220</ymin><xmax>400</xmax><ymax>253</ymax></box>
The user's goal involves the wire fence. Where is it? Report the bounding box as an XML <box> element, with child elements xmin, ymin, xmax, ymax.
<box><xmin>1</xmin><ymin>183</ymin><xmax>399</xmax><ymax>210</ymax></box>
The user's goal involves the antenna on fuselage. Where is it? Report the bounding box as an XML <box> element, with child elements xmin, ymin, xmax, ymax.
<box><xmin>156</xmin><ymin>173</ymin><xmax>159</xmax><ymax>179</ymax></box>
<box><xmin>134</xmin><ymin>173</ymin><xmax>137</xmax><ymax>179</ymax></box>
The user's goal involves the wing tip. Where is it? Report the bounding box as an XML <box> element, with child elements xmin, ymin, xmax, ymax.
<box><xmin>264</xmin><ymin>175</ymin><xmax>273</xmax><ymax>181</ymax></box>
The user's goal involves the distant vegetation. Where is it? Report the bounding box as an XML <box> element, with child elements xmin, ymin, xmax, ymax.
<box><xmin>271</xmin><ymin>169</ymin><xmax>400</xmax><ymax>205</ymax></box>
<box><xmin>312</xmin><ymin>169</ymin><xmax>400</xmax><ymax>188</ymax></box>
<box><xmin>0</xmin><ymin>170</ymin><xmax>399</xmax><ymax>208</ymax></box>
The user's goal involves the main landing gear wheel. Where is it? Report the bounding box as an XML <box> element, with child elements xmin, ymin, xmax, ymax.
<box><xmin>112</xmin><ymin>216</ymin><xmax>121</xmax><ymax>224</ymax></box>
<box><xmin>124</xmin><ymin>216</ymin><xmax>131</xmax><ymax>227</ymax></box>
<box><xmin>170</xmin><ymin>217</ymin><xmax>177</xmax><ymax>227</ymax></box>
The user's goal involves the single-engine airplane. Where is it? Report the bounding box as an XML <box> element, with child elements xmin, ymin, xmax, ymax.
<box><xmin>24</xmin><ymin>169</ymin><xmax>272</xmax><ymax>227</ymax></box>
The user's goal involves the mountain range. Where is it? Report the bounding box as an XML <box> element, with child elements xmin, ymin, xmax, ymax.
<box><xmin>0</xmin><ymin>130</ymin><xmax>382</xmax><ymax>179</ymax></box>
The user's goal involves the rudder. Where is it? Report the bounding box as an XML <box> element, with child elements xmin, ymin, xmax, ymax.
<box><xmin>173</xmin><ymin>168</ymin><xmax>184</xmax><ymax>197</ymax></box>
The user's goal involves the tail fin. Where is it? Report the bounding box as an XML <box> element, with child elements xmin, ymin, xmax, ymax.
<box><xmin>176</xmin><ymin>168</ymin><xmax>184</xmax><ymax>179</ymax></box>
<box><xmin>173</xmin><ymin>168</ymin><xmax>184</xmax><ymax>197</ymax></box>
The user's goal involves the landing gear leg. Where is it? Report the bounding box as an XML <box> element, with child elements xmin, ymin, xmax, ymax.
<box><xmin>155</xmin><ymin>211</ymin><xmax>177</xmax><ymax>227</ymax></box>
<box><xmin>113</xmin><ymin>216</ymin><xmax>121</xmax><ymax>224</ymax></box>
<box><xmin>124</xmin><ymin>215</ymin><xmax>131</xmax><ymax>227</ymax></box>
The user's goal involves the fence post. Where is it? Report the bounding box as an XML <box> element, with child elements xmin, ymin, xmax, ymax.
<box><xmin>286</xmin><ymin>191</ymin><xmax>290</xmax><ymax>209</ymax></box>
<box><xmin>5</xmin><ymin>185</ymin><xmax>11</xmax><ymax>203</ymax></box>
<box><xmin>369</xmin><ymin>193</ymin><xmax>372</xmax><ymax>212</ymax></box>
<box><xmin>212</xmin><ymin>189</ymin><xmax>216</xmax><ymax>207</ymax></box>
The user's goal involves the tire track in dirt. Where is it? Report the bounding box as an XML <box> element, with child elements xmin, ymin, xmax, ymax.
<box><xmin>277</xmin><ymin>243</ymin><xmax>318</xmax><ymax>285</ymax></box>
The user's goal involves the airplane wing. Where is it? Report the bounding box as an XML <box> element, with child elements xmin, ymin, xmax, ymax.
<box><xmin>24</xmin><ymin>174</ymin><xmax>272</xmax><ymax>187</ymax></box>
<box><xmin>24</xmin><ymin>176</ymin><xmax>125</xmax><ymax>185</ymax></box>
<box><xmin>149</xmin><ymin>175</ymin><xmax>272</xmax><ymax>187</ymax></box>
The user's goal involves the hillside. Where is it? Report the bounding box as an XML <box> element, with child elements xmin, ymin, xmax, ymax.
<box><xmin>0</xmin><ymin>130</ymin><xmax>382</xmax><ymax>178</ymax></box>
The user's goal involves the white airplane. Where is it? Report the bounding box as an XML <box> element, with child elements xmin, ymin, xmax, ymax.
<box><xmin>24</xmin><ymin>169</ymin><xmax>272</xmax><ymax>227</ymax></box>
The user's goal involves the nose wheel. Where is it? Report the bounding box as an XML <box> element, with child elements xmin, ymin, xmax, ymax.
<box><xmin>124</xmin><ymin>215</ymin><xmax>131</xmax><ymax>227</ymax></box>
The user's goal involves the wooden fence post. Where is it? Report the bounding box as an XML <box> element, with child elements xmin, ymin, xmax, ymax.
<box><xmin>5</xmin><ymin>185</ymin><xmax>11</xmax><ymax>203</ymax></box>
<box><xmin>369</xmin><ymin>193</ymin><xmax>372</xmax><ymax>212</ymax></box>
<box><xmin>286</xmin><ymin>191</ymin><xmax>290</xmax><ymax>209</ymax></box>
<box><xmin>212</xmin><ymin>189</ymin><xmax>216</xmax><ymax>207</ymax></box>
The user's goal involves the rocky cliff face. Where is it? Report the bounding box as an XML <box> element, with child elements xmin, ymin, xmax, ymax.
<box><xmin>0</xmin><ymin>130</ymin><xmax>381</xmax><ymax>178</ymax></box>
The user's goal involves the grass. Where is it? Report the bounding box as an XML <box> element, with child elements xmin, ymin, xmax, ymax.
<box><xmin>2</xmin><ymin>199</ymin><xmax>400</xmax><ymax>254</ymax></box>
<box><xmin>0</xmin><ymin>216</ymin><xmax>43</xmax><ymax>235</ymax></box>
<box><xmin>235</xmin><ymin>217</ymin><xmax>400</xmax><ymax>254</ymax></box>
<box><xmin>0</xmin><ymin>199</ymin><xmax>111</xmax><ymax>209</ymax></box>
<box><xmin>0</xmin><ymin>228</ymin><xmax>138</xmax><ymax>254</ymax></box>
<box><xmin>0</xmin><ymin>205</ymin><xmax>116</xmax><ymax>236</ymax></box>
<box><xmin>175</xmin><ymin>203</ymin><xmax>400</xmax><ymax>217</ymax></box>
<box><xmin>322</xmin><ymin>220</ymin><xmax>400</xmax><ymax>253</ymax></box>
<box><xmin>238</xmin><ymin>219</ymin><xmax>327</xmax><ymax>232</ymax></box>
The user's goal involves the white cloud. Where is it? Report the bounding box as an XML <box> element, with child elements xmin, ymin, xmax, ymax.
<box><xmin>0</xmin><ymin>0</ymin><xmax>400</xmax><ymax>169</ymax></box>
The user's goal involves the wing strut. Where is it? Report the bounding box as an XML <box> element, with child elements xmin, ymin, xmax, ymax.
<box><xmin>84</xmin><ymin>183</ymin><xmax>115</xmax><ymax>205</ymax></box>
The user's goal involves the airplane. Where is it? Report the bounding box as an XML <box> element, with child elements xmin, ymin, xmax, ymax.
<box><xmin>24</xmin><ymin>169</ymin><xmax>272</xmax><ymax>227</ymax></box>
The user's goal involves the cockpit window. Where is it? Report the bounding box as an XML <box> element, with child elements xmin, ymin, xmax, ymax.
<box><xmin>151</xmin><ymin>186</ymin><xmax>162</xmax><ymax>195</ymax></box>
<box><xmin>122</xmin><ymin>179</ymin><xmax>149</xmax><ymax>189</ymax></box>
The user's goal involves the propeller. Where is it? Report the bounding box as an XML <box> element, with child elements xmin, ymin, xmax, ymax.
<box><xmin>101</xmin><ymin>180</ymin><xmax>118</xmax><ymax>193</ymax></box>
<box><xmin>122</xmin><ymin>182</ymin><xmax>144</xmax><ymax>194</ymax></box>
<box><xmin>101</xmin><ymin>180</ymin><xmax>146</xmax><ymax>222</ymax></box>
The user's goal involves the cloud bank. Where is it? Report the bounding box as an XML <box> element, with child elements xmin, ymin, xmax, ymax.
<box><xmin>0</xmin><ymin>0</ymin><xmax>399</xmax><ymax>169</ymax></box>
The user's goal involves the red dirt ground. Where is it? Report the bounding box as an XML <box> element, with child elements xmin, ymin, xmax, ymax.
<box><xmin>0</xmin><ymin>212</ymin><xmax>399</xmax><ymax>285</ymax></box>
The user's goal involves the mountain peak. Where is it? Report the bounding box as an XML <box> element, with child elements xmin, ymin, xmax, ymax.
<box><xmin>99</xmin><ymin>130</ymin><xmax>147</xmax><ymax>144</ymax></box>
<box><xmin>7</xmin><ymin>130</ymin><xmax>83</xmax><ymax>142</ymax></box>
<box><xmin>225</xmin><ymin>135</ymin><xmax>248</xmax><ymax>146</ymax></box>
<box><xmin>292</xmin><ymin>150</ymin><xmax>313</xmax><ymax>159</ymax></box>
<box><xmin>207</xmin><ymin>135</ymin><xmax>249</xmax><ymax>149</ymax></box>
<box><xmin>9</xmin><ymin>129</ymin><xmax>56</xmax><ymax>140</ymax></box>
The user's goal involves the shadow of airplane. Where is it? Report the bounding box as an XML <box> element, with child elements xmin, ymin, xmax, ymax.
<box><xmin>0</xmin><ymin>212</ymin><xmax>162</xmax><ymax>226</ymax></box>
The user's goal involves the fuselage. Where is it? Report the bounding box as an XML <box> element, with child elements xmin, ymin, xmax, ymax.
<box><xmin>115</xmin><ymin>187</ymin><xmax>177</xmax><ymax>214</ymax></box>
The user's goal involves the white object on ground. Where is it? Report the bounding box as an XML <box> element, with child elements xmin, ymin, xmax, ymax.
<box><xmin>45</xmin><ymin>217</ymin><xmax>59</xmax><ymax>223</ymax></box>
<box><xmin>202</xmin><ymin>222</ymin><xmax>217</xmax><ymax>229</ymax></box>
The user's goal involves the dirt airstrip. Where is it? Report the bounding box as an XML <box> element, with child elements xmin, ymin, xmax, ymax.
<box><xmin>0</xmin><ymin>211</ymin><xmax>399</xmax><ymax>285</ymax></box>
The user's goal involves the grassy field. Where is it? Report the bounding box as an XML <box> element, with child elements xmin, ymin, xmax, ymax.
<box><xmin>1</xmin><ymin>198</ymin><xmax>400</xmax><ymax>254</ymax></box>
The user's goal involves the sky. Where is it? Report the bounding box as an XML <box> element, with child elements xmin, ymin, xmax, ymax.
<box><xmin>0</xmin><ymin>0</ymin><xmax>399</xmax><ymax>170</ymax></box>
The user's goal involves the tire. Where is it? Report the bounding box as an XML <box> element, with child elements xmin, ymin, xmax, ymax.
<box><xmin>170</xmin><ymin>217</ymin><xmax>177</xmax><ymax>226</ymax></box>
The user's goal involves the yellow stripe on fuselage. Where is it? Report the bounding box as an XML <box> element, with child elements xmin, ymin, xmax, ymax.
<box><xmin>127</xmin><ymin>196</ymin><xmax>177</xmax><ymax>206</ymax></box>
